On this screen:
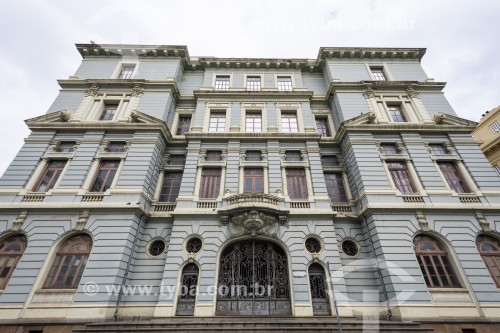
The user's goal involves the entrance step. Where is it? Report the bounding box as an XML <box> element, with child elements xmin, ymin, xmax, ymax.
<box><xmin>73</xmin><ymin>316</ymin><xmax>434</xmax><ymax>333</ymax></box>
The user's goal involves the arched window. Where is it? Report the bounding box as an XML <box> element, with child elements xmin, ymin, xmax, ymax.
<box><xmin>44</xmin><ymin>234</ymin><xmax>92</xmax><ymax>289</ymax></box>
<box><xmin>0</xmin><ymin>234</ymin><xmax>28</xmax><ymax>289</ymax></box>
<box><xmin>477</xmin><ymin>235</ymin><xmax>500</xmax><ymax>287</ymax></box>
<box><xmin>414</xmin><ymin>234</ymin><xmax>460</xmax><ymax>288</ymax></box>
<box><xmin>308</xmin><ymin>263</ymin><xmax>331</xmax><ymax>316</ymax></box>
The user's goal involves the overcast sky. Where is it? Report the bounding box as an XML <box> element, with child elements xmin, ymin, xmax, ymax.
<box><xmin>1</xmin><ymin>0</ymin><xmax>499</xmax><ymax>175</ymax></box>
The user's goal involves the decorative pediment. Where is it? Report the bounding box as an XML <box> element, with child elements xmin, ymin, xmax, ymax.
<box><xmin>129</xmin><ymin>110</ymin><xmax>166</xmax><ymax>124</ymax></box>
<box><xmin>432</xmin><ymin>112</ymin><xmax>477</xmax><ymax>127</ymax></box>
<box><xmin>25</xmin><ymin>110</ymin><xmax>71</xmax><ymax>126</ymax></box>
<box><xmin>219</xmin><ymin>208</ymin><xmax>289</xmax><ymax>238</ymax></box>
<box><xmin>342</xmin><ymin>112</ymin><xmax>377</xmax><ymax>126</ymax></box>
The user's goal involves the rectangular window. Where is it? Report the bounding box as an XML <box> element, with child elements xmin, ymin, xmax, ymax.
<box><xmin>118</xmin><ymin>64</ymin><xmax>135</xmax><ymax>79</ymax></box>
<box><xmin>246</xmin><ymin>76</ymin><xmax>261</xmax><ymax>91</ymax></box>
<box><xmin>244</xmin><ymin>168</ymin><xmax>264</xmax><ymax>193</ymax></box>
<box><xmin>429</xmin><ymin>144</ymin><xmax>447</xmax><ymax>154</ymax></box>
<box><xmin>381</xmin><ymin>143</ymin><xmax>398</xmax><ymax>154</ymax></box>
<box><xmin>387</xmin><ymin>161</ymin><xmax>415</xmax><ymax>193</ymax></box>
<box><xmin>490</xmin><ymin>121</ymin><xmax>500</xmax><ymax>133</ymax></box>
<box><xmin>159</xmin><ymin>172</ymin><xmax>183</xmax><ymax>202</ymax></box>
<box><xmin>205</xmin><ymin>150</ymin><xmax>222</xmax><ymax>161</ymax></box>
<box><xmin>438</xmin><ymin>162</ymin><xmax>470</xmax><ymax>193</ymax></box>
<box><xmin>316</xmin><ymin>117</ymin><xmax>331</xmax><ymax>136</ymax></box>
<box><xmin>281</xmin><ymin>113</ymin><xmax>298</xmax><ymax>132</ymax></box>
<box><xmin>107</xmin><ymin>141</ymin><xmax>127</xmax><ymax>153</ymax></box>
<box><xmin>199</xmin><ymin>168</ymin><xmax>221</xmax><ymax>199</ymax></box>
<box><xmin>169</xmin><ymin>155</ymin><xmax>186</xmax><ymax>165</ymax></box>
<box><xmin>388</xmin><ymin>106</ymin><xmax>406</xmax><ymax>123</ymax></box>
<box><xmin>99</xmin><ymin>104</ymin><xmax>117</xmax><ymax>121</ymax></box>
<box><xmin>277</xmin><ymin>76</ymin><xmax>293</xmax><ymax>91</ymax></box>
<box><xmin>215</xmin><ymin>75</ymin><xmax>230</xmax><ymax>91</ymax></box>
<box><xmin>176</xmin><ymin>116</ymin><xmax>192</xmax><ymax>135</ymax></box>
<box><xmin>370</xmin><ymin>67</ymin><xmax>387</xmax><ymax>81</ymax></box>
<box><xmin>209</xmin><ymin>112</ymin><xmax>226</xmax><ymax>132</ymax></box>
<box><xmin>321</xmin><ymin>155</ymin><xmax>338</xmax><ymax>167</ymax></box>
<box><xmin>286</xmin><ymin>169</ymin><xmax>308</xmax><ymax>199</ymax></box>
<box><xmin>245</xmin><ymin>150</ymin><xmax>262</xmax><ymax>161</ymax></box>
<box><xmin>245</xmin><ymin>112</ymin><xmax>262</xmax><ymax>132</ymax></box>
<box><xmin>90</xmin><ymin>160</ymin><xmax>120</xmax><ymax>192</ymax></box>
<box><xmin>324</xmin><ymin>173</ymin><xmax>348</xmax><ymax>202</ymax></box>
<box><xmin>34</xmin><ymin>160</ymin><xmax>66</xmax><ymax>192</ymax></box>
<box><xmin>56</xmin><ymin>141</ymin><xmax>76</xmax><ymax>153</ymax></box>
<box><xmin>285</xmin><ymin>151</ymin><xmax>302</xmax><ymax>161</ymax></box>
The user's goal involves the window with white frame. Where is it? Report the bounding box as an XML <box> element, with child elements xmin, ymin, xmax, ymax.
<box><xmin>99</xmin><ymin>103</ymin><xmax>118</xmax><ymax>121</ymax></box>
<box><xmin>176</xmin><ymin>115</ymin><xmax>192</xmax><ymax>135</ymax></box>
<box><xmin>370</xmin><ymin>67</ymin><xmax>387</xmax><ymax>81</ymax></box>
<box><xmin>215</xmin><ymin>75</ymin><xmax>230</xmax><ymax>91</ymax></box>
<box><xmin>245</xmin><ymin>112</ymin><xmax>262</xmax><ymax>132</ymax></box>
<box><xmin>277</xmin><ymin>76</ymin><xmax>293</xmax><ymax>91</ymax></box>
<box><xmin>246</xmin><ymin>76</ymin><xmax>261</xmax><ymax>91</ymax></box>
<box><xmin>490</xmin><ymin>121</ymin><xmax>500</xmax><ymax>133</ymax></box>
<box><xmin>388</xmin><ymin>105</ymin><xmax>407</xmax><ymax>123</ymax></box>
<box><xmin>118</xmin><ymin>64</ymin><xmax>135</xmax><ymax>79</ymax></box>
<box><xmin>281</xmin><ymin>112</ymin><xmax>298</xmax><ymax>132</ymax></box>
<box><xmin>209</xmin><ymin>112</ymin><xmax>226</xmax><ymax>132</ymax></box>
<box><xmin>315</xmin><ymin>117</ymin><xmax>330</xmax><ymax>136</ymax></box>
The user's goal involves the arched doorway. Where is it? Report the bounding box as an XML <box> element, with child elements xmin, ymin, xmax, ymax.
<box><xmin>216</xmin><ymin>239</ymin><xmax>291</xmax><ymax>316</ymax></box>
<box><xmin>308</xmin><ymin>263</ymin><xmax>331</xmax><ymax>316</ymax></box>
<box><xmin>176</xmin><ymin>263</ymin><xmax>199</xmax><ymax>316</ymax></box>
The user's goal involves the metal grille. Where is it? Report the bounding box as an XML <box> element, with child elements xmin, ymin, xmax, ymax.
<box><xmin>149</xmin><ymin>240</ymin><xmax>165</xmax><ymax>256</ymax></box>
<box><xmin>305</xmin><ymin>238</ymin><xmax>321</xmax><ymax>253</ymax></box>
<box><xmin>308</xmin><ymin>263</ymin><xmax>331</xmax><ymax>315</ymax></box>
<box><xmin>342</xmin><ymin>240</ymin><xmax>359</xmax><ymax>257</ymax></box>
<box><xmin>216</xmin><ymin>240</ymin><xmax>291</xmax><ymax>316</ymax></box>
<box><xmin>186</xmin><ymin>238</ymin><xmax>202</xmax><ymax>253</ymax></box>
<box><xmin>176</xmin><ymin>264</ymin><xmax>199</xmax><ymax>316</ymax></box>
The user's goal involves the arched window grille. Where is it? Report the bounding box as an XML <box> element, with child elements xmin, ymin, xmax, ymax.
<box><xmin>414</xmin><ymin>234</ymin><xmax>460</xmax><ymax>288</ymax></box>
<box><xmin>44</xmin><ymin>234</ymin><xmax>92</xmax><ymax>289</ymax></box>
<box><xmin>477</xmin><ymin>234</ymin><xmax>500</xmax><ymax>287</ymax></box>
<box><xmin>0</xmin><ymin>234</ymin><xmax>28</xmax><ymax>289</ymax></box>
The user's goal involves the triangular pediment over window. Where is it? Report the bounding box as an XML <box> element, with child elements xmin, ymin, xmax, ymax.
<box><xmin>432</xmin><ymin>112</ymin><xmax>478</xmax><ymax>127</ymax></box>
<box><xmin>342</xmin><ymin>112</ymin><xmax>377</xmax><ymax>126</ymax></box>
<box><xmin>25</xmin><ymin>110</ymin><xmax>71</xmax><ymax>125</ymax></box>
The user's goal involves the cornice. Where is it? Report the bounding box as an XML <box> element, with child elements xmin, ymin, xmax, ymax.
<box><xmin>58</xmin><ymin>79</ymin><xmax>180</xmax><ymax>100</ymax></box>
<box><xmin>76</xmin><ymin>43</ymin><xmax>428</xmax><ymax>73</ymax></box>
<box><xmin>326</xmin><ymin>80</ymin><xmax>446</xmax><ymax>97</ymax></box>
<box><xmin>317</xmin><ymin>47</ymin><xmax>426</xmax><ymax>62</ymax></box>
<box><xmin>193</xmin><ymin>90</ymin><xmax>314</xmax><ymax>101</ymax></box>
<box><xmin>185</xmin><ymin>132</ymin><xmax>321</xmax><ymax>140</ymax></box>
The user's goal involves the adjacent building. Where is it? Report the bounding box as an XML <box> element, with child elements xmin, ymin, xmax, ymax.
<box><xmin>473</xmin><ymin>106</ymin><xmax>500</xmax><ymax>175</ymax></box>
<box><xmin>0</xmin><ymin>44</ymin><xmax>499</xmax><ymax>332</ymax></box>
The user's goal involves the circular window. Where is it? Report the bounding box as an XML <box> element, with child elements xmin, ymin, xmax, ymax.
<box><xmin>305</xmin><ymin>237</ymin><xmax>322</xmax><ymax>253</ymax></box>
<box><xmin>149</xmin><ymin>239</ymin><xmax>165</xmax><ymax>256</ymax></box>
<box><xmin>341</xmin><ymin>240</ymin><xmax>359</xmax><ymax>257</ymax></box>
<box><xmin>186</xmin><ymin>237</ymin><xmax>202</xmax><ymax>254</ymax></box>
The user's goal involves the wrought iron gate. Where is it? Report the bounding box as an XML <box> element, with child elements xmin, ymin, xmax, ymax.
<box><xmin>308</xmin><ymin>263</ymin><xmax>331</xmax><ymax>316</ymax></box>
<box><xmin>175</xmin><ymin>263</ymin><xmax>199</xmax><ymax>316</ymax></box>
<box><xmin>216</xmin><ymin>240</ymin><xmax>291</xmax><ymax>316</ymax></box>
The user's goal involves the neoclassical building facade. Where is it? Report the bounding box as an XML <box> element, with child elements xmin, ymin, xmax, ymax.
<box><xmin>0</xmin><ymin>44</ymin><xmax>499</xmax><ymax>332</ymax></box>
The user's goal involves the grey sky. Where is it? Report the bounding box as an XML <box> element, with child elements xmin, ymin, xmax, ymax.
<box><xmin>1</xmin><ymin>0</ymin><xmax>499</xmax><ymax>175</ymax></box>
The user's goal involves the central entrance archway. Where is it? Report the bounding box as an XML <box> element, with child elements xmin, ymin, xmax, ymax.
<box><xmin>216</xmin><ymin>240</ymin><xmax>292</xmax><ymax>316</ymax></box>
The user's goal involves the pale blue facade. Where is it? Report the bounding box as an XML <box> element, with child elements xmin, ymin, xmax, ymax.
<box><xmin>0</xmin><ymin>44</ymin><xmax>499</xmax><ymax>331</ymax></box>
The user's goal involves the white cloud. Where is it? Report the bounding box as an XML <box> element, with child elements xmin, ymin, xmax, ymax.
<box><xmin>0</xmin><ymin>0</ymin><xmax>498</xmax><ymax>175</ymax></box>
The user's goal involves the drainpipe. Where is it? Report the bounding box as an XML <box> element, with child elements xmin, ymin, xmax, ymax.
<box><xmin>114</xmin><ymin>214</ymin><xmax>144</xmax><ymax>321</ymax></box>
<box><xmin>361</xmin><ymin>215</ymin><xmax>392</xmax><ymax>321</ymax></box>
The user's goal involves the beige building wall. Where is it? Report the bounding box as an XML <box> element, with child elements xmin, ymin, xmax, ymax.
<box><xmin>473</xmin><ymin>105</ymin><xmax>500</xmax><ymax>170</ymax></box>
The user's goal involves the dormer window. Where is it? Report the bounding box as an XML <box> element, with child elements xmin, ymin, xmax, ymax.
<box><xmin>370</xmin><ymin>67</ymin><xmax>387</xmax><ymax>81</ymax></box>
<box><xmin>118</xmin><ymin>64</ymin><xmax>135</xmax><ymax>79</ymax></box>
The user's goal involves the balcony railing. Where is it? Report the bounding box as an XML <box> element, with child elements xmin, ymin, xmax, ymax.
<box><xmin>22</xmin><ymin>194</ymin><xmax>45</xmax><ymax>203</ymax></box>
<box><xmin>226</xmin><ymin>193</ymin><xmax>281</xmax><ymax>207</ymax></box>
<box><xmin>154</xmin><ymin>203</ymin><xmax>176</xmax><ymax>212</ymax></box>
<box><xmin>458</xmin><ymin>194</ymin><xmax>481</xmax><ymax>204</ymax></box>
<box><xmin>331</xmin><ymin>202</ymin><xmax>353</xmax><ymax>213</ymax></box>
<box><xmin>289</xmin><ymin>201</ymin><xmax>310</xmax><ymax>209</ymax></box>
<box><xmin>197</xmin><ymin>201</ymin><xmax>218</xmax><ymax>209</ymax></box>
